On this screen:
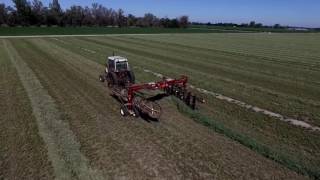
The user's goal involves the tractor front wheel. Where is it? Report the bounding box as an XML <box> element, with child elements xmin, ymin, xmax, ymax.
<box><xmin>120</xmin><ymin>105</ymin><xmax>129</xmax><ymax>117</ymax></box>
<box><xmin>99</xmin><ymin>75</ymin><xmax>105</xmax><ymax>82</ymax></box>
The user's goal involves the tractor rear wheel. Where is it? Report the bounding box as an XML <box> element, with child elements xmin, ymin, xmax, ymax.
<box><xmin>127</xmin><ymin>71</ymin><xmax>135</xmax><ymax>84</ymax></box>
<box><xmin>107</xmin><ymin>72</ymin><xmax>118</xmax><ymax>87</ymax></box>
<box><xmin>133</xmin><ymin>106</ymin><xmax>140</xmax><ymax>118</ymax></box>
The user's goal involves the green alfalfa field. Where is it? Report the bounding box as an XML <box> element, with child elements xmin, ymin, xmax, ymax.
<box><xmin>1</xmin><ymin>33</ymin><xmax>319</xmax><ymax>179</ymax></box>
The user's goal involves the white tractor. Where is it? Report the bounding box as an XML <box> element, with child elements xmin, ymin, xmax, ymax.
<box><xmin>99</xmin><ymin>56</ymin><xmax>135</xmax><ymax>87</ymax></box>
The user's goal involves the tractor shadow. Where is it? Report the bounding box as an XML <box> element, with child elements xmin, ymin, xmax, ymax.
<box><xmin>140</xmin><ymin>113</ymin><xmax>159</xmax><ymax>123</ymax></box>
<box><xmin>110</xmin><ymin>93</ymin><xmax>168</xmax><ymax>123</ymax></box>
<box><xmin>146</xmin><ymin>93</ymin><xmax>168</xmax><ymax>102</ymax></box>
<box><xmin>141</xmin><ymin>93</ymin><xmax>168</xmax><ymax>123</ymax></box>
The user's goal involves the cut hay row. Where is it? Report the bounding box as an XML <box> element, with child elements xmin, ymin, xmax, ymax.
<box><xmin>46</xmin><ymin>35</ymin><xmax>320</xmax><ymax>178</ymax></box>
<box><xmin>140</xmin><ymin>67</ymin><xmax>320</xmax><ymax>131</ymax></box>
<box><xmin>0</xmin><ymin>43</ymin><xmax>54</xmax><ymax>179</ymax></box>
<box><xmin>3</xmin><ymin>40</ymin><xmax>103</xmax><ymax>180</ymax></box>
<box><xmin>21</xmin><ymin>37</ymin><xmax>304</xmax><ymax>179</ymax></box>
<box><xmin>76</xmin><ymin>36</ymin><xmax>320</xmax><ymax>126</ymax></box>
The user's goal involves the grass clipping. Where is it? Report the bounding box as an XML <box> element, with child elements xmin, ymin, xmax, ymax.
<box><xmin>172</xmin><ymin>97</ymin><xmax>319</xmax><ymax>179</ymax></box>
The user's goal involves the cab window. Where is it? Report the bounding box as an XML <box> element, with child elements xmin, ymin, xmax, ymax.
<box><xmin>108</xmin><ymin>60</ymin><xmax>115</xmax><ymax>71</ymax></box>
<box><xmin>116</xmin><ymin>62</ymin><xmax>128</xmax><ymax>71</ymax></box>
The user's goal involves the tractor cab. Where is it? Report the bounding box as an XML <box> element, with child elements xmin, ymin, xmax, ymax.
<box><xmin>107</xmin><ymin>56</ymin><xmax>130</xmax><ymax>73</ymax></box>
<box><xmin>100</xmin><ymin>55</ymin><xmax>135</xmax><ymax>87</ymax></box>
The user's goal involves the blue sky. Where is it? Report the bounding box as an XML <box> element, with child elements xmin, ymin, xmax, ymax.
<box><xmin>2</xmin><ymin>0</ymin><xmax>320</xmax><ymax>27</ymax></box>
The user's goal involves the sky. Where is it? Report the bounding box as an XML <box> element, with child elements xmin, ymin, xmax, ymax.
<box><xmin>2</xmin><ymin>0</ymin><xmax>320</xmax><ymax>28</ymax></box>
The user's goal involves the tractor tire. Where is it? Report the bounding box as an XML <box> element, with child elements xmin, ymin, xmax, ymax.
<box><xmin>120</xmin><ymin>105</ymin><xmax>129</xmax><ymax>117</ymax></box>
<box><xmin>99</xmin><ymin>75</ymin><xmax>105</xmax><ymax>82</ymax></box>
<box><xmin>107</xmin><ymin>72</ymin><xmax>118</xmax><ymax>87</ymax></box>
<box><xmin>127</xmin><ymin>71</ymin><xmax>135</xmax><ymax>84</ymax></box>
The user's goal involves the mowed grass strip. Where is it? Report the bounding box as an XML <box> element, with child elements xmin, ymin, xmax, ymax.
<box><xmin>3</xmin><ymin>40</ymin><xmax>103</xmax><ymax>180</ymax></box>
<box><xmin>0</xmin><ymin>40</ymin><xmax>54</xmax><ymax>179</ymax></box>
<box><xmin>46</xmin><ymin>35</ymin><xmax>320</xmax><ymax>179</ymax></box>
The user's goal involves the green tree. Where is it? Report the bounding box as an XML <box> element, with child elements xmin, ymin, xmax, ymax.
<box><xmin>178</xmin><ymin>15</ymin><xmax>189</xmax><ymax>28</ymax></box>
<box><xmin>12</xmin><ymin>0</ymin><xmax>33</xmax><ymax>25</ymax></box>
<box><xmin>117</xmin><ymin>8</ymin><xmax>126</xmax><ymax>27</ymax></box>
<box><xmin>48</xmin><ymin>0</ymin><xmax>62</xmax><ymax>25</ymax></box>
<box><xmin>31</xmin><ymin>0</ymin><xmax>44</xmax><ymax>25</ymax></box>
<box><xmin>127</xmin><ymin>14</ymin><xmax>137</xmax><ymax>26</ymax></box>
<box><xmin>249</xmin><ymin>21</ymin><xmax>256</xmax><ymax>27</ymax></box>
<box><xmin>142</xmin><ymin>13</ymin><xmax>157</xmax><ymax>27</ymax></box>
<box><xmin>274</xmin><ymin>24</ymin><xmax>281</xmax><ymax>29</ymax></box>
<box><xmin>0</xmin><ymin>3</ymin><xmax>7</xmax><ymax>25</ymax></box>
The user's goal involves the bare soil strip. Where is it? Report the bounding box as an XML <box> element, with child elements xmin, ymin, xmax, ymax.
<box><xmin>141</xmin><ymin>68</ymin><xmax>320</xmax><ymax>132</ymax></box>
<box><xmin>3</xmin><ymin>40</ymin><xmax>103</xmax><ymax>180</ymax></box>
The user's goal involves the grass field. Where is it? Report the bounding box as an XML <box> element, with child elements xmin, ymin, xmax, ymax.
<box><xmin>0</xmin><ymin>27</ymin><xmax>239</xmax><ymax>36</ymax></box>
<box><xmin>1</xmin><ymin>33</ymin><xmax>319</xmax><ymax>179</ymax></box>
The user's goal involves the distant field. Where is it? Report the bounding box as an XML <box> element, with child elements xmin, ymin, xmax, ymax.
<box><xmin>1</xmin><ymin>33</ymin><xmax>319</xmax><ymax>179</ymax></box>
<box><xmin>0</xmin><ymin>27</ymin><xmax>240</xmax><ymax>36</ymax></box>
<box><xmin>190</xmin><ymin>25</ymin><xmax>319</xmax><ymax>33</ymax></box>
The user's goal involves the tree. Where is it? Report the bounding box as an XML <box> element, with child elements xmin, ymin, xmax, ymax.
<box><xmin>64</xmin><ymin>5</ymin><xmax>84</xmax><ymax>26</ymax></box>
<box><xmin>160</xmin><ymin>17</ymin><xmax>170</xmax><ymax>28</ymax></box>
<box><xmin>31</xmin><ymin>0</ymin><xmax>44</xmax><ymax>25</ymax></box>
<box><xmin>178</xmin><ymin>15</ymin><xmax>189</xmax><ymax>28</ymax></box>
<box><xmin>117</xmin><ymin>8</ymin><xmax>126</xmax><ymax>27</ymax></box>
<box><xmin>255</xmin><ymin>23</ymin><xmax>263</xmax><ymax>28</ymax></box>
<box><xmin>169</xmin><ymin>18</ymin><xmax>179</xmax><ymax>28</ymax></box>
<box><xmin>249</xmin><ymin>21</ymin><xmax>256</xmax><ymax>27</ymax></box>
<box><xmin>12</xmin><ymin>0</ymin><xmax>33</xmax><ymax>26</ymax></box>
<box><xmin>0</xmin><ymin>3</ymin><xmax>7</xmax><ymax>25</ymax></box>
<box><xmin>142</xmin><ymin>13</ymin><xmax>157</xmax><ymax>27</ymax></box>
<box><xmin>273</xmin><ymin>24</ymin><xmax>281</xmax><ymax>29</ymax></box>
<box><xmin>48</xmin><ymin>0</ymin><xmax>62</xmax><ymax>25</ymax></box>
<box><xmin>127</xmin><ymin>14</ymin><xmax>137</xmax><ymax>26</ymax></box>
<box><xmin>82</xmin><ymin>6</ymin><xmax>93</xmax><ymax>26</ymax></box>
<box><xmin>1</xmin><ymin>1</ymin><xmax>190</xmax><ymax>28</ymax></box>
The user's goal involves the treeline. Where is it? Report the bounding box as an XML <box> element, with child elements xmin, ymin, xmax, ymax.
<box><xmin>0</xmin><ymin>0</ymin><xmax>189</xmax><ymax>28</ymax></box>
<box><xmin>193</xmin><ymin>21</ymin><xmax>290</xmax><ymax>29</ymax></box>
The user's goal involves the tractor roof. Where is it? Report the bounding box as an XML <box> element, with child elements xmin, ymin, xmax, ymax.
<box><xmin>108</xmin><ymin>56</ymin><xmax>128</xmax><ymax>62</ymax></box>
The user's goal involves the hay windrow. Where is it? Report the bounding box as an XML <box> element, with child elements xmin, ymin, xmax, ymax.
<box><xmin>140</xmin><ymin>67</ymin><xmax>320</xmax><ymax>132</ymax></box>
<box><xmin>3</xmin><ymin>40</ymin><xmax>103</xmax><ymax>180</ymax></box>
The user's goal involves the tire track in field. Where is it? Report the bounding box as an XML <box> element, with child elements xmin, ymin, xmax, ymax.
<box><xmin>3</xmin><ymin>40</ymin><xmax>103</xmax><ymax>180</ymax></box>
<box><xmin>140</xmin><ymin>67</ymin><xmax>320</xmax><ymax>132</ymax></box>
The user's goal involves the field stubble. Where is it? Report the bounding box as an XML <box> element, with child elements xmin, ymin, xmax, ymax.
<box><xmin>1</xmin><ymin>36</ymin><xmax>307</xmax><ymax>179</ymax></box>
<box><xmin>44</xmin><ymin>33</ymin><xmax>320</xmax><ymax>178</ymax></box>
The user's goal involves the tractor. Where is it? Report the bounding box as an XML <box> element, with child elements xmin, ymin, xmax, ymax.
<box><xmin>99</xmin><ymin>56</ymin><xmax>135</xmax><ymax>87</ymax></box>
<box><xmin>99</xmin><ymin>55</ymin><xmax>201</xmax><ymax>119</ymax></box>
